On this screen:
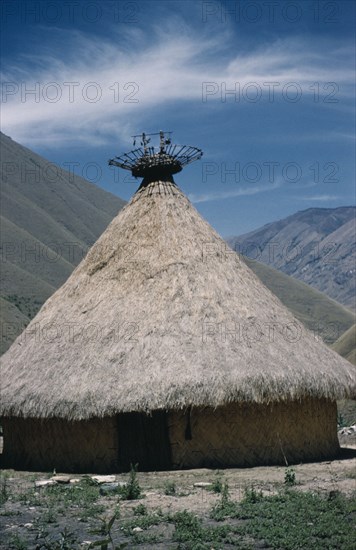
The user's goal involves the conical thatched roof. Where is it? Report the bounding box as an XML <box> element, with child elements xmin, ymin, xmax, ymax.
<box><xmin>1</xmin><ymin>179</ymin><xmax>355</xmax><ymax>420</ymax></box>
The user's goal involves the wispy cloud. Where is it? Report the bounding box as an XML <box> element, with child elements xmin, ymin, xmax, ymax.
<box><xmin>297</xmin><ymin>195</ymin><xmax>343</xmax><ymax>202</ymax></box>
<box><xmin>189</xmin><ymin>180</ymin><xmax>282</xmax><ymax>203</ymax></box>
<box><xmin>1</xmin><ymin>24</ymin><xmax>354</xmax><ymax>147</ymax></box>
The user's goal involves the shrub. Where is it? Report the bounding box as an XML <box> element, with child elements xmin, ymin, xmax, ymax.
<box><xmin>171</xmin><ymin>510</ymin><xmax>203</xmax><ymax>542</ymax></box>
<box><xmin>118</xmin><ymin>464</ymin><xmax>141</xmax><ymax>500</ymax></box>
<box><xmin>284</xmin><ymin>468</ymin><xmax>296</xmax><ymax>486</ymax></box>
<box><xmin>164</xmin><ymin>481</ymin><xmax>176</xmax><ymax>496</ymax></box>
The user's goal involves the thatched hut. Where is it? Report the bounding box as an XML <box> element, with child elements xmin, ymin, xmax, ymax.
<box><xmin>1</xmin><ymin>134</ymin><xmax>355</xmax><ymax>473</ymax></box>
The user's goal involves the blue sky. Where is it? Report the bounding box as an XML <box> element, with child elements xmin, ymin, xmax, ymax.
<box><xmin>1</xmin><ymin>0</ymin><xmax>355</xmax><ymax>236</ymax></box>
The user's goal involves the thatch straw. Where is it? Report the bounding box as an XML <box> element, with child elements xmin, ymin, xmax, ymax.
<box><xmin>1</xmin><ymin>179</ymin><xmax>355</xmax><ymax>420</ymax></box>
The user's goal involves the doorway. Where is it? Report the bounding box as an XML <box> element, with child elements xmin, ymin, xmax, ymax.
<box><xmin>117</xmin><ymin>411</ymin><xmax>172</xmax><ymax>471</ymax></box>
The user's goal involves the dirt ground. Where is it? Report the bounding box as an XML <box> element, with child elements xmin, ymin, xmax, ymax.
<box><xmin>0</xmin><ymin>434</ymin><xmax>355</xmax><ymax>549</ymax></box>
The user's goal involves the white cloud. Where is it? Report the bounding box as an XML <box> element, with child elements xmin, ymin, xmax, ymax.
<box><xmin>189</xmin><ymin>180</ymin><xmax>282</xmax><ymax>203</ymax></box>
<box><xmin>1</xmin><ymin>26</ymin><xmax>354</xmax><ymax>147</ymax></box>
<box><xmin>298</xmin><ymin>195</ymin><xmax>342</xmax><ymax>202</ymax></box>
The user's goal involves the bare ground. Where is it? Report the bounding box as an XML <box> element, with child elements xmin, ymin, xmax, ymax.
<box><xmin>0</xmin><ymin>439</ymin><xmax>355</xmax><ymax>549</ymax></box>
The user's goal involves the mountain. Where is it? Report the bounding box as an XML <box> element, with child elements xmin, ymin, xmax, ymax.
<box><xmin>0</xmin><ymin>132</ymin><xmax>126</xmax><ymax>353</ymax></box>
<box><xmin>227</xmin><ymin>207</ymin><xmax>356</xmax><ymax>310</ymax></box>
<box><xmin>244</xmin><ymin>257</ymin><xmax>355</xmax><ymax>345</ymax></box>
<box><xmin>334</xmin><ymin>324</ymin><xmax>356</xmax><ymax>423</ymax></box>
<box><xmin>332</xmin><ymin>324</ymin><xmax>356</xmax><ymax>366</ymax></box>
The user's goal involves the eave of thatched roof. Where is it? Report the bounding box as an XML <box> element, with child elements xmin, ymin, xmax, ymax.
<box><xmin>1</xmin><ymin>180</ymin><xmax>355</xmax><ymax>420</ymax></box>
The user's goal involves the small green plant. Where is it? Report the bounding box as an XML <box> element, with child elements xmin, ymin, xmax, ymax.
<box><xmin>211</xmin><ymin>471</ymin><xmax>223</xmax><ymax>493</ymax></box>
<box><xmin>338</xmin><ymin>413</ymin><xmax>347</xmax><ymax>428</ymax></box>
<box><xmin>164</xmin><ymin>481</ymin><xmax>176</xmax><ymax>495</ymax></box>
<box><xmin>46</xmin><ymin>477</ymin><xmax>100</xmax><ymax>508</ymax></box>
<box><xmin>35</xmin><ymin>527</ymin><xmax>78</xmax><ymax>549</ymax></box>
<box><xmin>221</xmin><ymin>482</ymin><xmax>230</xmax><ymax>504</ymax></box>
<box><xmin>133</xmin><ymin>503</ymin><xmax>147</xmax><ymax>516</ymax></box>
<box><xmin>80</xmin><ymin>503</ymin><xmax>106</xmax><ymax>522</ymax></box>
<box><xmin>9</xmin><ymin>533</ymin><xmax>27</xmax><ymax>550</ymax></box>
<box><xmin>16</xmin><ymin>487</ymin><xmax>42</xmax><ymax>507</ymax></box>
<box><xmin>121</xmin><ymin>511</ymin><xmax>165</xmax><ymax>536</ymax></box>
<box><xmin>90</xmin><ymin>508</ymin><xmax>127</xmax><ymax>549</ymax></box>
<box><xmin>118</xmin><ymin>464</ymin><xmax>141</xmax><ymax>500</ymax></box>
<box><xmin>284</xmin><ymin>467</ymin><xmax>296</xmax><ymax>486</ymax></box>
<box><xmin>171</xmin><ymin>509</ymin><xmax>236</xmax><ymax>547</ymax></box>
<box><xmin>0</xmin><ymin>509</ymin><xmax>19</xmax><ymax>517</ymax></box>
<box><xmin>210</xmin><ymin>482</ymin><xmax>238</xmax><ymax>521</ymax></box>
<box><xmin>39</xmin><ymin>507</ymin><xmax>58</xmax><ymax>524</ymax></box>
<box><xmin>0</xmin><ymin>471</ymin><xmax>9</xmax><ymax>505</ymax></box>
<box><xmin>171</xmin><ymin>509</ymin><xmax>203</xmax><ymax>543</ymax></box>
<box><xmin>243</xmin><ymin>486</ymin><xmax>264</xmax><ymax>503</ymax></box>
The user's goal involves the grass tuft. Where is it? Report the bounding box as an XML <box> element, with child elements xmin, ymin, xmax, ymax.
<box><xmin>164</xmin><ymin>481</ymin><xmax>176</xmax><ymax>495</ymax></box>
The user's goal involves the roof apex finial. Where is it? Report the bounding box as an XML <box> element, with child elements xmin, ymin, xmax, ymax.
<box><xmin>108</xmin><ymin>131</ymin><xmax>203</xmax><ymax>181</ymax></box>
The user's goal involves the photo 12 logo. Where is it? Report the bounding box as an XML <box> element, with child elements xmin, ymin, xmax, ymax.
<box><xmin>1</xmin><ymin>320</ymin><xmax>140</xmax><ymax>345</ymax></box>
<box><xmin>201</xmin><ymin>81</ymin><xmax>339</xmax><ymax>103</ymax></box>
<box><xmin>1</xmin><ymin>1</ymin><xmax>140</xmax><ymax>24</ymax></box>
<box><xmin>2</xmin><ymin>81</ymin><xmax>140</xmax><ymax>104</ymax></box>
<box><xmin>201</xmin><ymin>1</ymin><xmax>341</xmax><ymax>24</ymax></box>
<box><xmin>202</xmin><ymin>320</ymin><xmax>304</xmax><ymax>344</ymax></box>
<box><xmin>201</xmin><ymin>161</ymin><xmax>339</xmax><ymax>184</ymax></box>
<box><xmin>1</xmin><ymin>160</ymin><xmax>137</xmax><ymax>185</ymax></box>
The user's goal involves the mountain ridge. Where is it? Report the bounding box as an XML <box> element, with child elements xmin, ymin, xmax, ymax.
<box><xmin>0</xmin><ymin>131</ymin><xmax>126</xmax><ymax>353</ymax></box>
<box><xmin>227</xmin><ymin>206</ymin><xmax>355</xmax><ymax>309</ymax></box>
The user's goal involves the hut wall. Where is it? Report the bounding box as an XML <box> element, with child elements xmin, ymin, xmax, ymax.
<box><xmin>1</xmin><ymin>399</ymin><xmax>339</xmax><ymax>472</ymax></box>
<box><xmin>168</xmin><ymin>398</ymin><xmax>339</xmax><ymax>468</ymax></box>
<box><xmin>1</xmin><ymin>417</ymin><xmax>118</xmax><ymax>473</ymax></box>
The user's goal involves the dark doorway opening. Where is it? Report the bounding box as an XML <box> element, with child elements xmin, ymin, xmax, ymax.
<box><xmin>117</xmin><ymin>411</ymin><xmax>172</xmax><ymax>471</ymax></box>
